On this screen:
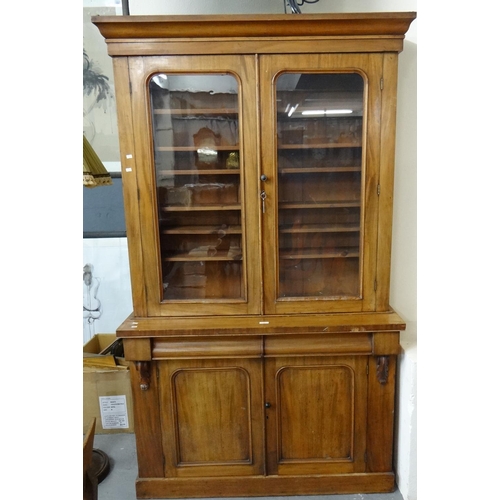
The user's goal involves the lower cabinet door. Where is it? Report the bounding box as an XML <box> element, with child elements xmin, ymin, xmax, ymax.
<box><xmin>264</xmin><ymin>355</ymin><xmax>368</xmax><ymax>475</ymax></box>
<box><xmin>158</xmin><ymin>358</ymin><xmax>265</xmax><ymax>478</ymax></box>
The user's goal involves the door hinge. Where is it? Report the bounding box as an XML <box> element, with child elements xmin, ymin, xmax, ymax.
<box><xmin>129</xmin><ymin>80</ymin><xmax>132</xmax><ymax>95</ymax></box>
<box><xmin>366</xmin><ymin>364</ymin><xmax>369</xmax><ymax>376</ymax></box>
<box><xmin>377</xmin><ymin>184</ymin><xmax>381</xmax><ymax>196</ymax></box>
<box><xmin>380</xmin><ymin>78</ymin><xmax>384</xmax><ymax>90</ymax></box>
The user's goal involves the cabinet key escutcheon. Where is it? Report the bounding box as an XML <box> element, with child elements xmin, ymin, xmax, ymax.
<box><xmin>260</xmin><ymin>191</ymin><xmax>267</xmax><ymax>213</ymax></box>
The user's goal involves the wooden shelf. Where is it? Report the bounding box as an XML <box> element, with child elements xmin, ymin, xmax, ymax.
<box><xmin>279</xmin><ymin>166</ymin><xmax>361</xmax><ymax>174</ymax></box>
<box><xmin>161</xmin><ymin>204</ymin><xmax>241</xmax><ymax>212</ymax></box>
<box><xmin>279</xmin><ymin>201</ymin><xmax>360</xmax><ymax>209</ymax></box>
<box><xmin>278</xmin><ymin>142</ymin><xmax>361</xmax><ymax>150</ymax></box>
<box><xmin>156</xmin><ymin>145</ymin><xmax>237</xmax><ymax>152</ymax></box>
<box><xmin>154</xmin><ymin>108</ymin><xmax>238</xmax><ymax>116</ymax></box>
<box><xmin>280</xmin><ymin>247</ymin><xmax>359</xmax><ymax>259</ymax></box>
<box><xmin>280</xmin><ymin>223</ymin><xmax>359</xmax><ymax>234</ymax></box>
<box><xmin>161</xmin><ymin>225</ymin><xmax>242</xmax><ymax>235</ymax></box>
<box><xmin>158</xmin><ymin>169</ymin><xmax>240</xmax><ymax>176</ymax></box>
<box><xmin>163</xmin><ymin>251</ymin><xmax>243</xmax><ymax>262</ymax></box>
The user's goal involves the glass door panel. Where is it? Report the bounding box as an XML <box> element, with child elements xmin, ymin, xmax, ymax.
<box><xmin>276</xmin><ymin>73</ymin><xmax>364</xmax><ymax>299</ymax></box>
<box><xmin>150</xmin><ymin>74</ymin><xmax>244</xmax><ymax>301</ymax></box>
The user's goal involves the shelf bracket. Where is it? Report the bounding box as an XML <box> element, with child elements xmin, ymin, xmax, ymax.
<box><xmin>135</xmin><ymin>361</ymin><xmax>151</xmax><ymax>391</ymax></box>
<box><xmin>376</xmin><ymin>356</ymin><xmax>389</xmax><ymax>385</ymax></box>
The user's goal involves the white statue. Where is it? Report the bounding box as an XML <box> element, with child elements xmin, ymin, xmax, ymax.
<box><xmin>83</xmin><ymin>263</ymin><xmax>102</xmax><ymax>343</ymax></box>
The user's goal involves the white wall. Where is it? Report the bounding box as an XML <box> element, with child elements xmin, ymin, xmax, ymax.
<box><xmin>127</xmin><ymin>0</ymin><xmax>284</xmax><ymax>15</ymax></box>
<box><xmin>83</xmin><ymin>238</ymin><xmax>133</xmax><ymax>343</ymax></box>
<box><xmin>85</xmin><ymin>2</ymin><xmax>417</xmax><ymax>498</ymax></box>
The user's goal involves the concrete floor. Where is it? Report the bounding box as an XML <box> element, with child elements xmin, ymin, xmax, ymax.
<box><xmin>93</xmin><ymin>433</ymin><xmax>404</xmax><ymax>500</ymax></box>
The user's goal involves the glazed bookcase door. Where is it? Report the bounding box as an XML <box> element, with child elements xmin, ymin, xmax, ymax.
<box><xmin>260</xmin><ymin>54</ymin><xmax>383</xmax><ymax>315</ymax></box>
<box><xmin>128</xmin><ymin>56</ymin><xmax>260</xmax><ymax>316</ymax></box>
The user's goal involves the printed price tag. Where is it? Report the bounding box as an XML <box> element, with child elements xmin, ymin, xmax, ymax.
<box><xmin>99</xmin><ymin>395</ymin><xmax>129</xmax><ymax>429</ymax></box>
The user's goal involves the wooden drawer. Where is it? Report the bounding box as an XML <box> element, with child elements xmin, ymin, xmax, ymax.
<box><xmin>264</xmin><ymin>333</ymin><xmax>372</xmax><ymax>357</ymax></box>
<box><xmin>152</xmin><ymin>336</ymin><xmax>263</xmax><ymax>359</ymax></box>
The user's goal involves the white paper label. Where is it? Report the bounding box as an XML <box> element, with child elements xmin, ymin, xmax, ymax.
<box><xmin>99</xmin><ymin>395</ymin><xmax>129</xmax><ymax>429</ymax></box>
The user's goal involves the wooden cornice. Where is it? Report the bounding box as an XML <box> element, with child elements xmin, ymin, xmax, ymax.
<box><xmin>92</xmin><ymin>12</ymin><xmax>416</xmax><ymax>41</ymax></box>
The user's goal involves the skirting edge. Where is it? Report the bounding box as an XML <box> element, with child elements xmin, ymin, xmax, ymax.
<box><xmin>136</xmin><ymin>472</ymin><xmax>395</xmax><ymax>498</ymax></box>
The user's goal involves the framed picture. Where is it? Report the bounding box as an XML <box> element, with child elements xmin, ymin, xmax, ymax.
<box><xmin>83</xmin><ymin>1</ymin><xmax>122</xmax><ymax>166</ymax></box>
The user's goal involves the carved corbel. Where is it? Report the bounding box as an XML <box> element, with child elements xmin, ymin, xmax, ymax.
<box><xmin>135</xmin><ymin>361</ymin><xmax>151</xmax><ymax>391</ymax></box>
<box><xmin>376</xmin><ymin>356</ymin><xmax>389</xmax><ymax>385</ymax></box>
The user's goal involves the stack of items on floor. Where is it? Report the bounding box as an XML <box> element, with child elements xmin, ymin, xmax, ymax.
<box><xmin>83</xmin><ymin>334</ymin><xmax>134</xmax><ymax>434</ymax></box>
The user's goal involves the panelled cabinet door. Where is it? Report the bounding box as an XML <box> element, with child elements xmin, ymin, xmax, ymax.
<box><xmin>157</xmin><ymin>358</ymin><xmax>265</xmax><ymax>478</ymax></box>
<box><xmin>260</xmin><ymin>54</ymin><xmax>384</xmax><ymax>315</ymax></box>
<box><xmin>264</xmin><ymin>356</ymin><xmax>368</xmax><ymax>475</ymax></box>
<box><xmin>128</xmin><ymin>55</ymin><xmax>260</xmax><ymax>316</ymax></box>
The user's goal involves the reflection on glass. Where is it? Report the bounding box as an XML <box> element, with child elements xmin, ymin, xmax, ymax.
<box><xmin>276</xmin><ymin>73</ymin><xmax>364</xmax><ymax>299</ymax></box>
<box><xmin>149</xmin><ymin>74</ymin><xmax>243</xmax><ymax>301</ymax></box>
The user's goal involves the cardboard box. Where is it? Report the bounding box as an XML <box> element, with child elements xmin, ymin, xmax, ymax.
<box><xmin>83</xmin><ymin>334</ymin><xmax>134</xmax><ymax>434</ymax></box>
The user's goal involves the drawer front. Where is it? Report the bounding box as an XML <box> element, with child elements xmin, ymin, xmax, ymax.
<box><xmin>264</xmin><ymin>333</ymin><xmax>372</xmax><ymax>357</ymax></box>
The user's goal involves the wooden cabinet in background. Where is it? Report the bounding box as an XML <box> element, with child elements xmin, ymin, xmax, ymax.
<box><xmin>93</xmin><ymin>12</ymin><xmax>416</xmax><ymax>499</ymax></box>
